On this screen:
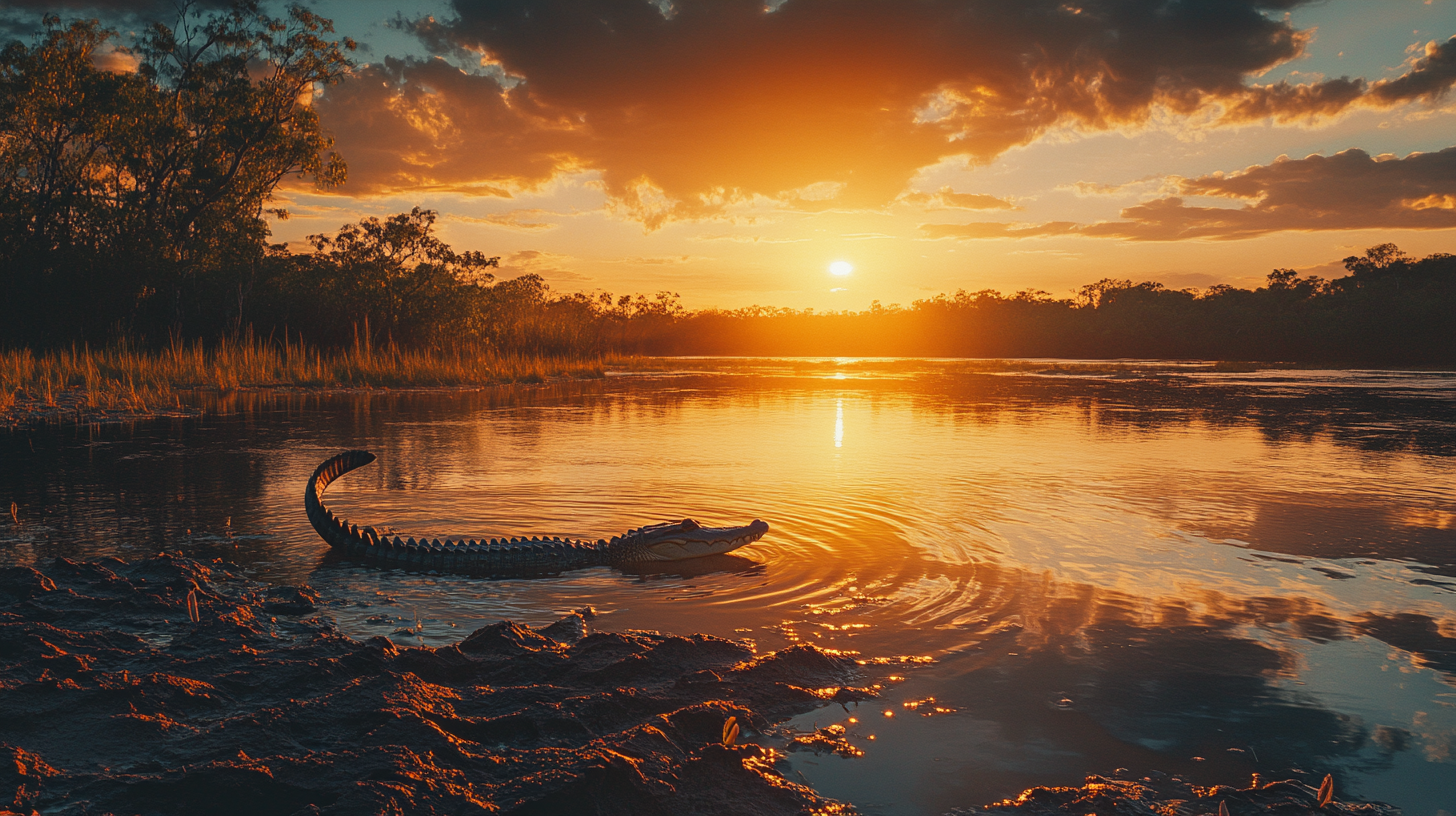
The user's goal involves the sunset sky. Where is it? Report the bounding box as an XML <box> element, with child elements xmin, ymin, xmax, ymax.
<box><xmin>8</xmin><ymin>0</ymin><xmax>1456</xmax><ymax>310</ymax></box>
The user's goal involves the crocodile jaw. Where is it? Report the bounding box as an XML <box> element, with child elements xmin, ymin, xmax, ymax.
<box><xmin>636</xmin><ymin>519</ymin><xmax>771</xmax><ymax>561</ymax></box>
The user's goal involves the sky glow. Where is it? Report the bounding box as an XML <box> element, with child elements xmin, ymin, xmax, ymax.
<box><xmin>12</xmin><ymin>0</ymin><xmax>1454</xmax><ymax>310</ymax></box>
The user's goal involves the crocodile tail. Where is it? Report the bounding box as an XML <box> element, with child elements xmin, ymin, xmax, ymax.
<box><xmin>304</xmin><ymin>450</ymin><xmax>377</xmax><ymax>549</ymax></box>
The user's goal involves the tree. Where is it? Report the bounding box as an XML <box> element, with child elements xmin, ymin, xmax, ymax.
<box><xmin>1342</xmin><ymin>243</ymin><xmax>1411</xmax><ymax>279</ymax></box>
<box><xmin>1266</xmin><ymin>268</ymin><xmax>1299</xmax><ymax>289</ymax></box>
<box><xmin>299</xmin><ymin>208</ymin><xmax>500</xmax><ymax>346</ymax></box>
<box><xmin>0</xmin><ymin>2</ymin><xmax>355</xmax><ymax>343</ymax></box>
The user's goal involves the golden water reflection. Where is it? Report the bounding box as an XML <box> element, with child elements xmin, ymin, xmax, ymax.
<box><xmin>2</xmin><ymin>364</ymin><xmax>1454</xmax><ymax>814</ymax></box>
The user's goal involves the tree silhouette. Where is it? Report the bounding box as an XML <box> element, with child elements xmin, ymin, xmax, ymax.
<box><xmin>0</xmin><ymin>2</ymin><xmax>353</xmax><ymax>343</ymax></box>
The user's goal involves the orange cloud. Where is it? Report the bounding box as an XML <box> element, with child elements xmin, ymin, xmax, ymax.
<box><xmin>316</xmin><ymin>1</ymin><xmax>1456</xmax><ymax>226</ymax></box>
<box><xmin>319</xmin><ymin>57</ymin><xmax>575</xmax><ymax>197</ymax></box>
<box><xmin>921</xmin><ymin>147</ymin><xmax>1456</xmax><ymax>241</ymax></box>
<box><xmin>449</xmin><ymin>209</ymin><xmax>562</xmax><ymax>231</ymax></box>
<box><xmin>500</xmin><ymin>249</ymin><xmax>589</xmax><ymax>281</ymax></box>
<box><xmin>902</xmin><ymin>187</ymin><xmax>1019</xmax><ymax>211</ymax></box>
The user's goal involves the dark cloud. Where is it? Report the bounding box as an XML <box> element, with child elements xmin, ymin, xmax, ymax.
<box><xmin>1</xmin><ymin>0</ymin><xmax>189</xmax><ymax>7</ymax></box>
<box><xmin>1219</xmin><ymin>77</ymin><xmax>1369</xmax><ymax>124</ymax></box>
<box><xmin>922</xmin><ymin>147</ymin><xmax>1456</xmax><ymax>241</ymax></box>
<box><xmin>1371</xmin><ymin>36</ymin><xmax>1456</xmax><ymax>104</ymax></box>
<box><xmin>1220</xmin><ymin>35</ymin><xmax>1456</xmax><ymax>123</ymax></box>
<box><xmin>318</xmin><ymin>0</ymin><xmax>1326</xmax><ymax>216</ymax></box>
<box><xmin>318</xmin><ymin>57</ymin><xmax>573</xmax><ymax>197</ymax></box>
<box><xmin>0</xmin><ymin>0</ymin><xmax>229</xmax><ymax>42</ymax></box>
<box><xmin>313</xmin><ymin>0</ymin><xmax>1456</xmax><ymax>225</ymax></box>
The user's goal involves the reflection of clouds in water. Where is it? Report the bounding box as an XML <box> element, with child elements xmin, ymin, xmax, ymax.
<box><xmin>4</xmin><ymin>366</ymin><xmax>1456</xmax><ymax>814</ymax></box>
<box><xmin>1418</xmin><ymin>719</ymin><xmax>1455</xmax><ymax>764</ymax></box>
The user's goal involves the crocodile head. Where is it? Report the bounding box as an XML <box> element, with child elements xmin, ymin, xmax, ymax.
<box><xmin>625</xmin><ymin>517</ymin><xmax>771</xmax><ymax>561</ymax></box>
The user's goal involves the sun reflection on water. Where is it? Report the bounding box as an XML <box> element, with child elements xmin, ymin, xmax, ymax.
<box><xmin>4</xmin><ymin>365</ymin><xmax>1456</xmax><ymax>815</ymax></box>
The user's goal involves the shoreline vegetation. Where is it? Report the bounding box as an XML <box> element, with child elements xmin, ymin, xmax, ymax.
<box><xmin>5</xmin><ymin>336</ymin><xmax>1452</xmax><ymax>430</ymax></box>
<box><xmin>0</xmin><ymin>335</ymin><xmax>616</xmax><ymax>428</ymax></box>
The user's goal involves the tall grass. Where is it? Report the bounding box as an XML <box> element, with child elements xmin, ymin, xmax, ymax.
<box><xmin>0</xmin><ymin>333</ymin><xmax>612</xmax><ymax>417</ymax></box>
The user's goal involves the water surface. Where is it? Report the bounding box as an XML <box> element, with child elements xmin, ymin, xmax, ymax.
<box><xmin>3</xmin><ymin>360</ymin><xmax>1455</xmax><ymax>815</ymax></box>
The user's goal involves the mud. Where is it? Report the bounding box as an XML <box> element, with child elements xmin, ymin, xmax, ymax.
<box><xmin>0</xmin><ymin>554</ymin><xmax>1406</xmax><ymax>816</ymax></box>
<box><xmin>0</xmin><ymin>554</ymin><xmax>867</xmax><ymax>815</ymax></box>
<box><xmin>958</xmin><ymin>769</ymin><xmax>1399</xmax><ymax>815</ymax></box>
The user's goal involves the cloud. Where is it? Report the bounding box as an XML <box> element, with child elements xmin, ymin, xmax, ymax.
<box><xmin>921</xmin><ymin>146</ymin><xmax>1456</xmax><ymax>241</ymax></box>
<box><xmin>1061</xmin><ymin>176</ymin><xmax>1178</xmax><ymax>198</ymax></box>
<box><xmin>902</xmin><ymin>187</ymin><xmax>1018</xmax><ymax>211</ymax></box>
<box><xmin>1220</xmin><ymin>36</ymin><xmax>1456</xmax><ymax>123</ymax></box>
<box><xmin>317</xmin><ymin>0</ymin><xmax>1456</xmax><ymax>225</ymax></box>
<box><xmin>0</xmin><ymin>0</ymin><xmax>215</xmax><ymax>9</ymax></box>
<box><xmin>318</xmin><ymin>57</ymin><xmax>577</xmax><ymax>198</ymax></box>
<box><xmin>1219</xmin><ymin>77</ymin><xmax>1370</xmax><ymax>124</ymax></box>
<box><xmin>92</xmin><ymin>44</ymin><xmax>140</xmax><ymax>73</ymax></box>
<box><xmin>1</xmin><ymin>0</ymin><xmax>230</xmax><ymax>44</ymax></box>
<box><xmin>449</xmin><ymin>209</ymin><xmax>561</xmax><ymax>231</ymax></box>
<box><xmin>1371</xmin><ymin>37</ymin><xmax>1456</xmax><ymax>104</ymax></box>
<box><xmin>692</xmin><ymin>233</ymin><xmax>810</xmax><ymax>244</ymax></box>
<box><xmin>500</xmin><ymin>249</ymin><xmax>590</xmax><ymax>281</ymax></box>
<box><xmin>921</xmin><ymin>221</ymin><xmax>1081</xmax><ymax>240</ymax></box>
<box><xmin>603</xmin><ymin>255</ymin><xmax>698</xmax><ymax>265</ymax></box>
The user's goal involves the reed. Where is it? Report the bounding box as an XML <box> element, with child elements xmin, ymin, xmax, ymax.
<box><xmin>0</xmin><ymin>334</ymin><xmax>615</xmax><ymax>419</ymax></box>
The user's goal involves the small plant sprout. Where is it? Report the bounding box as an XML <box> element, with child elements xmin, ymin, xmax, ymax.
<box><xmin>1316</xmin><ymin>773</ymin><xmax>1334</xmax><ymax>808</ymax></box>
<box><xmin>722</xmin><ymin>716</ymin><xmax>740</xmax><ymax>747</ymax></box>
<box><xmin>1219</xmin><ymin>801</ymin><xmax>1229</xmax><ymax>816</ymax></box>
<box><xmin>186</xmin><ymin>589</ymin><xmax>200</xmax><ymax>623</ymax></box>
<box><xmin>8</xmin><ymin>502</ymin><xmax>16</xmax><ymax>524</ymax></box>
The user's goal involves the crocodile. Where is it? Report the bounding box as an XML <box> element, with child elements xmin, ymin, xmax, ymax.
<box><xmin>305</xmin><ymin>450</ymin><xmax>771</xmax><ymax>576</ymax></box>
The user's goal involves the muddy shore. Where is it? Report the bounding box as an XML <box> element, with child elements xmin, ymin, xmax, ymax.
<box><xmin>0</xmin><ymin>554</ymin><xmax>1400</xmax><ymax>815</ymax></box>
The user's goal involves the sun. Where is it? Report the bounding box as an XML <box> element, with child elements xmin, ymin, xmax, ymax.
<box><xmin>829</xmin><ymin>260</ymin><xmax>853</xmax><ymax>276</ymax></box>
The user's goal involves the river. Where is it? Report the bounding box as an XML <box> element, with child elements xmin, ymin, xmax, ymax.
<box><xmin>3</xmin><ymin>359</ymin><xmax>1454</xmax><ymax>815</ymax></box>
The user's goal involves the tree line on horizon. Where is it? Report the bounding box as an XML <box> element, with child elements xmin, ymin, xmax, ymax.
<box><xmin>656</xmin><ymin>244</ymin><xmax>1456</xmax><ymax>363</ymax></box>
<box><xmin>2</xmin><ymin>5</ymin><xmax>1453</xmax><ymax>365</ymax></box>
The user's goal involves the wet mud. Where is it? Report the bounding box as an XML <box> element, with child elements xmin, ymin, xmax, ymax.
<box><xmin>0</xmin><ymin>554</ymin><xmax>866</xmax><ymax>815</ymax></box>
<box><xmin>0</xmin><ymin>554</ymin><xmax>1405</xmax><ymax>816</ymax></box>
<box><xmin>959</xmin><ymin>770</ymin><xmax>1399</xmax><ymax>815</ymax></box>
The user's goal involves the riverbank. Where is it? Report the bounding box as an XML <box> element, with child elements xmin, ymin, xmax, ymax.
<box><xmin>0</xmin><ymin>553</ymin><xmax>866</xmax><ymax>814</ymax></box>
<box><xmin>0</xmin><ymin>553</ymin><xmax>1397</xmax><ymax>816</ymax></box>
<box><xmin>0</xmin><ymin>339</ymin><xmax>618</xmax><ymax>429</ymax></box>
<box><xmin>0</xmin><ymin>553</ymin><xmax>1400</xmax><ymax>815</ymax></box>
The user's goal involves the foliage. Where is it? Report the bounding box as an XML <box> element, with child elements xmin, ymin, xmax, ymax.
<box><xmin>264</xmin><ymin>207</ymin><xmax>499</xmax><ymax>348</ymax></box>
<box><xmin>250</xmin><ymin>207</ymin><xmax>682</xmax><ymax>355</ymax></box>
<box><xmin>0</xmin><ymin>2</ymin><xmax>353</xmax><ymax>343</ymax></box>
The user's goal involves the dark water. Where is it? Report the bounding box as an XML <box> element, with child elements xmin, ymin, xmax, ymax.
<box><xmin>3</xmin><ymin>361</ymin><xmax>1455</xmax><ymax>815</ymax></box>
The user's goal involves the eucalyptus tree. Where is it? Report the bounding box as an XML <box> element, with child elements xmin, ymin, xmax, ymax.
<box><xmin>0</xmin><ymin>2</ymin><xmax>354</xmax><ymax>343</ymax></box>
